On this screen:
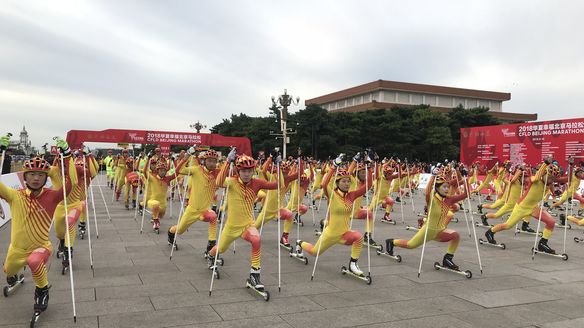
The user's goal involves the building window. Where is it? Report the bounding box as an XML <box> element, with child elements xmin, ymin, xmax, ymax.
<box><xmin>438</xmin><ymin>96</ymin><xmax>451</xmax><ymax>107</ymax></box>
<box><xmin>347</xmin><ymin>98</ymin><xmax>354</xmax><ymax>106</ymax></box>
<box><xmin>412</xmin><ymin>93</ymin><xmax>423</xmax><ymax>105</ymax></box>
<box><xmin>397</xmin><ymin>92</ymin><xmax>409</xmax><ymax>103</ymax></box>
<box><xmin>467</xmin><ymin>99</ymin><xmax>477</xmax><ymax>108</ymax></box>
<box><xmin>425</xmin><ymin>95</ymin><xmax>436</xmax><ymax>106</ymax></box>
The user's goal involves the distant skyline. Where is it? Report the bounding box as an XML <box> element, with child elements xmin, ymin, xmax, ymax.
<box><xmin>2</xmin><ymin>0</ymin><xmax>584</xmax><ymax>150</ymax></box>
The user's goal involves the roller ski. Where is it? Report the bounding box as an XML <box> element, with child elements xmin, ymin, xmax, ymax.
<box><xmin>474</xmin><ymin>214</ymin><xmax>492</xmax><ymax>228</ymax></box>
<box><xmin>203</xmin><ymin>241</ymin><xmax>224</xmax><ymax>266</ymax></box>
<box><xmin>532</xmin><ymin>238</ymin><xmax>568</xmax><ymax>260</ymax></box>
<box><xmin>293</xmin><ymin>213</ymin><xmax>304</xmax><ymax>226</ymax></box>
<box><xmin>30</xmin><ymin>285</ymin><xmax>50</xmax><ymax>327</ymax></box>
<box><xmin>279</xmin><ymin>233</ymin><xmax>293</xmax><ymax>251</ymax></box>
<box><xmin>477</xmin><ymin>204</ymin><xmax>483</xmax><ymax>214</ymax></box>
<box><xmin>479</xmin><ymin>229</ymin><xmax>506</xmax><ymax>249</ymax></box>
<box><xmin>314</xmin><ymin>219</ymin><xmax>324</xmax><ymax>236</ymax></box>
<box><xmin>514</xmin><ymin>221</ymin><xmax>542</xmax><ymax>236</ymax></box>
<box><xmin>340</xmin><ymin>259</ymin><xmax>372</xmax><ymax>285</ymax></box>
<box><xmin>61</xmin><ymin>248</ymin><xmax>73</xmax><ymax>275</ymax></box>
<box><xmin>433</xmin><ymin>254</ymin><xmax>472</xmax><ymax>279</ymax></box>
<box><xmin>125</xmin><ymin>202</ymin><xmax>130</xmax><ymax>210</ymax></box>
<box><xmin>245</xmin><ymin>268</ymin><xmax>270</xmax><ymax>301</ymax></box>
<box><xmin>152</xmin><ymin>219</ymin><xmax>160</xmax><ymax>234</ymax></box>
<box><xmin>167</xmin><ymin>230</ymin><xmax>178</xmax><ymax>250</ymax></box>
<box><xmin>405</xmin><ymin>225</ymin><xmax>419</xmax><ymax>231</ymax></box>
<box><xmin>3</xmin><ymin>274</ymin><xmax>25</xmax><ymax>297</ymax></box>
<box><xmin>574</xmin><ymin>236</ymin><xmax>584</xmax><ymax>243</ymax></box>
<box><xmin>78</xmin><ymin>222</ymin><xmax>86</xmax><ymax>239</ymax></box>
<box><xmin>376</xmin><ymin>239</ymin><xmax>402</xmax><ymax>262</ymax></box>
<box><xmin>289</xmin><ymin>240</ymin><xmax>309</xmax><ymax>265</ymax></box>
<box><xmin>558</xmin><ymin>214</ymin><xmax>572</xmax><ymax>230</ymax></box>
<box><xmin>380</xmin><ymin>213</ymin><xmax>396</xmax><ymax>225</ymax></box>
<box><xmin>206</xmin><ymin>255</ymin><xmax>221</xmax><ymax>279</ymax></box>
<box><xmin>364</xmin><ymin>232</ymin><xmax>382</xmax><ymax>251</ymax></box>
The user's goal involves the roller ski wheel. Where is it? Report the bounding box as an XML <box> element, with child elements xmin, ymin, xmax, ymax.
<box><xmin>557</xmin><ymin>224</ymin><xmax>572</xmax><ymax>230</ymax></box>
<box><xmin>574</xmin><ymin>237</ymin><xmax>584</xmax><ymax>243</ymax></box>
<box><xmin>245</xmin><ymin>279</ymin><xmax>270</xmax><ymax>301</ymax></box>
<box><xmin>30</xmin><ymin>312</ymin><xmax>42</xmax><ymax>327</ymax></box>
<box><xmin>279</xmin><ymin>242</ymin><xmax>292</xmax><ymax>251</ymax></box>
<box><xmin>433</xmin><ymin>262</ymin><xmax>472</xmax><ymax>279</ymax></box>
<box><xmin>203</xmin><ymin>253</ymin><xmax>225</xmax><ymax>266</ymax></box>
<box><xmin>3</xmin><ymin>274</ymin><xmax>25</xmax><ymax>297</ymax></box>
<box><xmin>340</xmin><ymin>266</ymin><xmax>372</xmax><ymax>285</ymax></box>
<box><xmin>531</xmin><ymin>247</ymin><xmax>568</xmax><ymax>261</ymax></box>
<box><xmin>314</xmin><ymin>229</ymin><xmax>322</xmax><ymax>236</ymax></box>
<box><xmin>380</xmin><ymin>218</ymin><xmax>396</xmax><ymax>225</ymax></box>
<box><xmin>478</xmin><ymin>239</ymin><xmax>506</xmax><ymax>249</ymax></box>
<box><xmin>514</xmin><ymin>229</ymin><xmax>543</xmax><ymax>237</ymax></box>
<box><xmin>405</xmin><ymin>225</ymin><xmax>419</xmax><ymax>231</ymax></box>
<box><xmin>452</xmin><ymin>217</ymin><xmax>459</xmax><ymax>223</ymax></box>
<box><xmin>168</xmin><ymin>241</ymin><xmax>178</xmax><ymax>250</ymax></box>
<box><xmin>376</xmin><ymin>249</ymin><xmax>402</xmax><ymax>262</ymax></box>
<box><xmin>474</xmin><ymin>222</ymin><xmax>492</xmax><ymax>228</ymax></box>
<box><xmin>288</xmin><ymin>249</ymin><xmax>309</xmax><ymax>265</ymax></box>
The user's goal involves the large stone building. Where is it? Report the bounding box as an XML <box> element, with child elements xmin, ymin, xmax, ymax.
<box><xmin>305</xmin><ymin>80</ymin><xmax>537</xmax><ymax>122</ymax></box>
<box><xmin>8</xmin><ymin>126</ymin><xmax>34</xmax><ymax>155</ymax></box>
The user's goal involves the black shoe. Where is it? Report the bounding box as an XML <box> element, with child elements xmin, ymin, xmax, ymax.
<box><xmin>132</xmin><ymin>200</ymin><xmax>136</xmax><ymax>209</ymax></box>
<box><xmin>6</xmin><ymin>274</ymin><xmax>18</xmax><ymax>287</ymax></box>
<box><xmin>481</xmin><ymin>214</ymin><xmax>489</xmax><ymax>226</ymax></box>
<box><xmin>543</xmin><ymin>202</ymin><xmax>550</xmax><ymax>208</ymax></box>
<box><xmin>319</xmin><ymin>219</ymin><xmax>325</xmax><ymax>232</ymax></box>
<box><xmin>395</xmin><ymin>196</ymin><xmax>401</xmax><ymax>203</ymax></box>
<box><xmin>442</xmin><ymin>253</ymin><xmax>459</xmax><ymax>271</ymax></box>
<box><xmin>34</xmin><ymin>286</ymin><xmax>50</xmax><ymax>313</ymax></box>
<box><xmin>385</xmin><ymin>239</ymin><xmax>394</xmax><ymax>256</ymax></box>
<box><xmin>211</xmin><ymin>205</ymin><xmax>217</xmax><ymax>213</ymax></box>
<box><xmin>78</xmin><ymin>222</ymin><xmax>86</xmax><ymax>234</ymax></box>
<box><xmin>167</xmin><ymin>230</ymin><xmax>175</xmax><ymax>245</ymax></box>
<box><xmin>477</xmin><ymin>204</ymin><xmax>483</xmax><ymax>214</ymax></box>
<box><xmin>521</xmin><ymin>221</ymin><xmax>535</xmax><ymax>233</ymax></box>
<box><xmin>249</xmin><ymin>268</ymin><xmax>264</xmax><ymax>290</ymax></box>
<box><xmin>537</xmin><ymin>238</ymin><xmax>556</xmax><ymax>254</ymax></box>
<box><xmin>485</xmin><ymin>229</ymin><xmax>497</xmax><ymax>244</ymax></box>
<box><xmin>206</xmin><ymin>240</ymin><xmax>216</xmax><ymax>254</ymax></box>
<box><xmin>559</xmin><ymin>214</ymin><xmax>566</xmax><ymax>226</ymax></box>
<box><xmin>364</xmin><ymin>233</ymin><xmax>378</xmax><ymax>247</ymax></box>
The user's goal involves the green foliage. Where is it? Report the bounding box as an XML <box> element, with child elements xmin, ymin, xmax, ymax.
<box><xmin>211</xmin><ymin>105</ymin><xmax>501</xmax><ymax>161</ymax></box>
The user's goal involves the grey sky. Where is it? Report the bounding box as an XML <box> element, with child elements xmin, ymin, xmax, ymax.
<box><xmin>1</xmin><ymin>0</ymin><xmax>583</xmax><ymax>150</ymax></box>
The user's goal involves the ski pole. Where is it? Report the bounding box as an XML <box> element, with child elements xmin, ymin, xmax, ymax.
<box><xmin>463</xmin><ymin>177</ymin><xmax>483</xmax><ymax>274</ymax></box>
<box><xmin>417</xmin><ymin>175</ymin><xmax>437</xmax><ymax>278</ymax></box>
<box><xmin>55</xmin><ymin>140</ymin><xmax>77</xmax><ymax>322</ymax></box>
<box><xmin>81</xmin><ymin>154</ymin><xmax>94</xmax><ymax>270</ymax></box>
<box><xmin>397</xmin><ymin>162</ymin><xmax>405</xmax><ymax>224</ymax></box>
<box><xmin>170</xmin><ymin>156</ymin><xmax>192</xmax><ymax>260</ymax></box>
<box><xmin>311</xmin><ymin>165</ymin><xmax>340</xmax><ymax>281</ymax></box>
<box><xmin>209</xmin><ymin>162</ymin><xmax>234</xmax><ymax>296</ymax></box>
<box><xmin>562</xmin><ymin>165</ymin><xmax>571</xmax><ymax>254</ymax></box>
<box><xmin>532</xmin><ymin>171</ymin><xmax>549</xmax><ymax>260</ymax></box>
<box><xmin>139</xmin><ymin>163</ymin><xmax>151</xmax><ymax>234</ymax></box>
<box><xmin>455</xmin><ymin>173</ymin><xmax>472</xmax><ymax>238</ymax></box>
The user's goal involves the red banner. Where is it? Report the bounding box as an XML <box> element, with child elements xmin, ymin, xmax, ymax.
<box><xmin>460</xmin><ymin>117</ymin><xmax>584</xmax><ymax>167</ymax></box>
<box><xmin>66</xmin><ymin>129</ymin><xmax>252</xmax><ymax>155</ymax></box>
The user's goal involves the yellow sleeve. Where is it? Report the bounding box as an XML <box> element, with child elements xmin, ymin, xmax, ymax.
<box><xmin>0</xmin><ymin>181</ymin><xmax>17</xmax><ymax>202</ymax></box>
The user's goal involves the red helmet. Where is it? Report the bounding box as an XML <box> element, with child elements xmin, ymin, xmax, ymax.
<box><xmin>202</xmin><ymin>149</ymin><xmax>219</xmax><ymax>159</ymax></box>
<box><xmin>126</xmin><ymin>157</ymin><xmax>134</xmax><ymax>165</ymax></box>
<box><xmin>335</xmin><ymin>169</ymin><xmax>352</xmax><ymax>181</ymax></box>
<box><xmin>236</xmin><ymin>155</ymin><xmax>256</xmax><ymax>169</ymax></box>
<box><xmin>547</xmin><ymin>164</ymin><xmax>561</xmax><ymax>177</ymax></box>
<box><xmin>155</xmin><ymin>161</ymin><xmax>168</xmax><ymax>170</ymax></box>
<box><xmin>280</xmin><ymin>162</ymin><xmax>291</xmax><ymax>172</ymax></box>
<box><xmin>23</xmin><ymin>157</ymin><xmax>51</xmax><ymax>173</ymax></box>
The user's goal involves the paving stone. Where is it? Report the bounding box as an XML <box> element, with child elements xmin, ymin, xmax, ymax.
<box><xmin>97</xmin><ymin>305</ymin><xmax>221</xmax><ymax>328</ymax></box>
<box><xmin>456</xmin><ymin>288</ymin><xmax>560</xmax><ymax>308</ymax></box>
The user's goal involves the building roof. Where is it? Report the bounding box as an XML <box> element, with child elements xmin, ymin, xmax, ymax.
<box><xmin>305</xmin><ymin>79</ymin><xmax>511</xmax><ymax>105</ymax></box>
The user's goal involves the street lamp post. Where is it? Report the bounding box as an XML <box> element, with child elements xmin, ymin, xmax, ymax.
<box><xmin>189</xmin><ymin>121</ymin><xmax>207</xmax><ymax>133</ymax></box>
<box><xmin>271</xmin><ymin>89</ymin><xmax>299</xmax><ymax>158</ymax></box>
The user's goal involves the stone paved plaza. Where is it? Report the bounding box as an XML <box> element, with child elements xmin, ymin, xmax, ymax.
<box><xmin>1</xmin><ymin>174</ymin><xmax>584</xmax><ymax>328</ymax></box>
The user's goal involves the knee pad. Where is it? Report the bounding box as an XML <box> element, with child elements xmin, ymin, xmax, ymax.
<box><xmin>299</xmin><ymin>204</ymin><xmax>308</xmax><ymax>215</ymax></box>
<box><xmin>280</xmin><ymin>208</ymin><xmax>294</xmax><ymax>221</ymax></box>
<box><xmin>357</xmin><ymin>208</ymin><xmax>371</xmax><ymax>220</ymax></box>
<box><xmin>203</xmin><ymin>210</ymin><xmax>217</xmax><ymax>222</ymax></box>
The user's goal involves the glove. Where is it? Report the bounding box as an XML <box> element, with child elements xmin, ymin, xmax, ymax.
<box><xmin>82</xmin><ymin>145</ymin><xmax>90</xmax><ymax>155</ymax></box>
<box><xmin>187</xmin><ymin>147</ymin><xmax>196</xmax><ymax>155</ymax></box>
<box><xmin>353</xmin><ymin>152</ymin><xmax>361</xmax><ymax>162</ymax></box>
<box><xmin>55</xmin><ymin>138</ymin><xmax>71</xmax><ymax>156</ymax></box>
<box><xmin>333</xmin><ymin>153</ymin><xmax>345</xmax><ymax>167</ymax></box>
<box><xmin>147</xmin><ymin>151</ymin><xmax>153</xmax><ymax>158</ymax></box>
<box><xmin>227</xmin><ymin>148</ymin><xmax>237</xmax><ymax>163</ymax></box>
<box><xmin>0</xmin><ymin>135</ymin><xmax>9</xmax><ymax>151</ymax></box>
<box><xmin>382</xmin><ymin>157</ymin><xmax>388</xmax><ymax>164</ymax></box>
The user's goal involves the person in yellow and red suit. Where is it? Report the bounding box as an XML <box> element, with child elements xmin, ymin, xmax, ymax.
<box><xmin>123</xmin><ymin>157</ymin><xmax>140</xmax><ymax>210</ymax></box>
<box><xmin>478</xmin><ymin>160</ymin><xmax>511</xmax><ymax>213</ymax></box>
<box><xmin>207</xmin><ymin>150</ymin><xmax>279</xmax><ymax>291</ymax></box>
<box><xmin>50</xmin><ymin>141</ymin><xmax>85</xmax><ymax>270</ymax></box>
<box><xmin>554</xmin><ymin>157</ymin><xmax>584</xmax><ymax>211</ymax></box>
<box><xmin>480</xmin><ymin>164</ymin><xmax>534</xmax><ymax>232</ymax></box>
<box><xmin>370</xmin><ymin>162</ymin><xmax>399</xmax><ymax>224</ymax></box>
<box><xmin>384</xmin><ymin>172</ymin><xmax>468</xmax><ymax>270</ymax></box>
<box><xmin>294</xmin><ymin>153</ymin><xmax>372</xmax><ymax>277</ymax></box>
<box><xmin>253</xmin><ymin>154</ymin><xmax>299</xmax><ymax>248</ymax></box>
<box><xmin>1</xmin><ymin>136</ymin><xmax>73</xmax><ymax>316</ymax></box>
<box><xmin>113</xmin><ymin>149</ymin><xmax>130</xmax><ymax>201</ymax></box>
<box><xmin>475</xmin><ymin>163</ymin><xmax>499</xmax><ymax>211</ymax></box>
<box><xmin>73</xmin><ymin>147</ymin><xmax>99</xmax><ymax>236</ymax></box>
<box><xmin>167</xmin><ymin>148</ymin><xmax>222</xmax><ymax>253</ymax></box>
<box><xmin>485</xmin><ymin>157</ymin><xmax>561</xmax><ymax>253</ymax></box>
<box><xmin>284</xmin><ymin>158</ymin><xmax>313</xmax><ymax>243</ymax></box>
<box><xmin>346</xmin><ymin>152</ymin><xmax>378</xmax><ymax>248</ymax></box>
<box><xmin>140</xmin><ymin>153</ymin><xmax>188</xmax><ymax>231</ymax></box>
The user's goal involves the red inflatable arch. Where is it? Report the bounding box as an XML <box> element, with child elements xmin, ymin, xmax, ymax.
<box><xmin>66</xmin><ymin>129</ymin><xmax>252</xmax><ymax>155</ymax></box>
